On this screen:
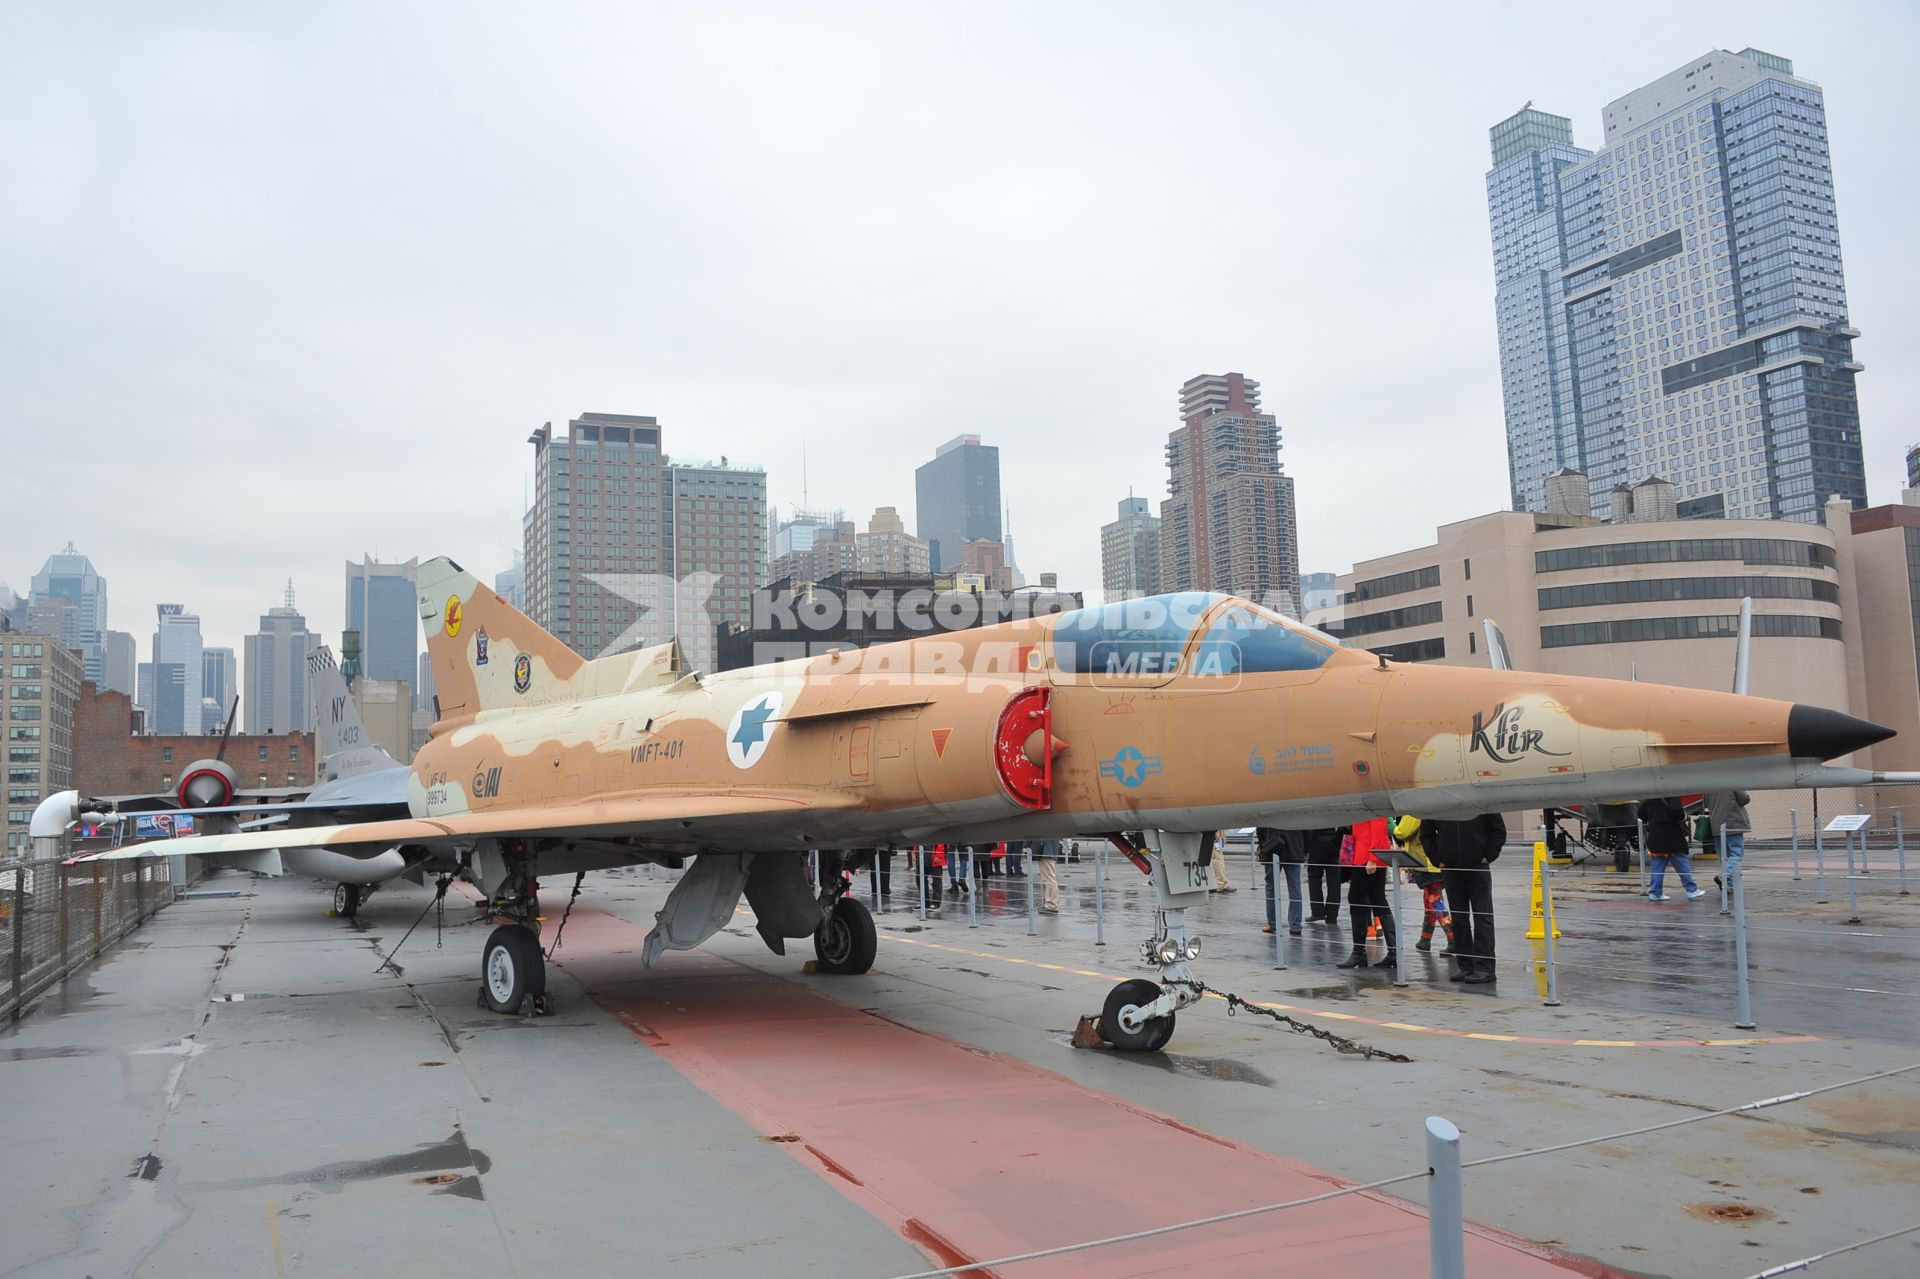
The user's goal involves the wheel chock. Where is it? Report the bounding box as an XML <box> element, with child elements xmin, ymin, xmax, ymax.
<box><xmin>1071</xmin><ymin>1014</ymin><xmax>1105</xmax><ymax>1050</ymax></box>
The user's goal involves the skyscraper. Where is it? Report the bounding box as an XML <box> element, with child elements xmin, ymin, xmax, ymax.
<box><xmin>150</xmin><ymin>605</ymin><xmax>204</xmax><ymax>736</ymax></box>
<box><xmin>525</xmin><ymin>413</ymin><xmax>669</xmax><ymax>659</ymax></box>
<box><xmin>915</xmin><ymin>435</ymin><xmax>1001</xmax><ymax>572</ymax></box>
<box><xmin>1157</xmin><ymin>374</ymin><xmax>1300</xmax><ymax>612</ymax></box>
<box><xmin>244</xmin><ymin>582</ymin><xmax>316</xmax><ymax>734</ymax></box>
<box><xmin>669</xmin><ymin>460</ymin><xmax>770</xmax><ymax>673</ymax></box>
<box><xmin>28</xmin><ymin>544</ymin><xmax>108</xmax><ymax>686</ymax></box>
<box><xmin>1100</xmin><ymin>495</ymin><xmax>1161</xmax><ymax>601</ymax></box>
<box><xmin>1487</xmin><ymin>49</ymin><xmax>1866</xmax><ymax>523</ymax></box>
<box><xmin>202</xmin><ymin>646</ymin><xmax>236</xmax><ymax>733</ymax></box>
<box><xmin>494</xmin><ymin>550</ymin><xmax>525</xmax><ymax>612</ymax></box>
<box><xmin>3</xmin><ymin>632</ymin><xmax>82</xmax><ymax>855</ymax></box>
<box><xmin>104</xmin><ymin>630</ymin><xmax>137</xmax><ymax>698</ymax></box>
<box><xmin>345</xmin><ymin>557</ymin><xmax>419</xmax><ymax>690</ymax></box>
<box><xmin>522</xmin><ymin>413</ymin><xmax>768</xmax><ymax>671</ymax></box>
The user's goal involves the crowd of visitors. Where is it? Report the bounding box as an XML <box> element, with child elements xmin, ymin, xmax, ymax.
<box><xmin>872</xmin><ymin>792</ymin><xmax>1747</xmax><ymax>982</ymax></box>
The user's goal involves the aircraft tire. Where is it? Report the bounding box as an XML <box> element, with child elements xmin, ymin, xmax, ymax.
<box><xmin>1100</xmin><ymin>979</ymin><xmax>1174</xmax><ymax>1052</ymax></box>
<box><xmin>481</xmin><ymin>924</ymin><xmax>546</xmax><ymax>1014</ymax></box>
<box><xmin>813</xmin><ymin>897</ymin><xmax>877</xmax><ymax>975</ymax></box>
<box><xmin>333</xmin><ymin>883</ymin><xmax>360</xmax><ymax>918</ymax></box>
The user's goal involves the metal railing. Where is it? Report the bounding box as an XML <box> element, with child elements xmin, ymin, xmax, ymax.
<box><xmin>2</xmin><ymin>855</ymin><xmax>184</xmax><ymax>1021</ymax></box>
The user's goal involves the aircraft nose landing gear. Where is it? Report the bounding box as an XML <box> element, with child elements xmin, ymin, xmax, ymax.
<box><xmin>1094</xmin><ymin>831</ymin><xmax>1209</xmax><ymax>1052</ymax></box>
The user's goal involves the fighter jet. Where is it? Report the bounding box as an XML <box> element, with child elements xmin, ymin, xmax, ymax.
<box><xmin>47</xmin><ymin>648</ymin><xmax>438</xmax><ymax>916</ymax></box>
<box><xmin>83</xmin><ymin>557</ymin><xmax>1895</xmax><ymax>1050</ymax></box>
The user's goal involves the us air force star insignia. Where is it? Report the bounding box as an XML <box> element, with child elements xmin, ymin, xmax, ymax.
<box><xmin>726</xmin><ymin>690</ymin><xmax>785</xmax><ymax>769</ymax></box>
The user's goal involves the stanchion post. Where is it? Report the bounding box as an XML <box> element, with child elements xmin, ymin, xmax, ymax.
<box><xmin>1026</xmin><ymin>855</ymin><xmax>1036</xmax><ymax>936</ymax></box>
<box><xmin>1540</xmin><ymin>867</ymin><xmax>1560</xmax><ymax>1007</ymax></box>
<box><xmin>1790</xmin><ymin>808</ymin><xmax>1801</xmax><ymax>881</ymax></box>
<box><xmin>917</xmin><ymin>847</ymin><xmax>927</xmax><ymax>922</ymax></box>
<box><xmin>1846</xmin><ymin>829</ymin><xmax>1861</xmax><ymax>925</ymax></box>
<box><xmin>967</xmin><ymin>854</ymin><xmax>978</xmax><ymax>928</ymax></box>
<box><xmin>1859</xmin><ymin>806</ymin><xmax>1871</xmax><ymax>875</ymax></box>
<box><xmin>1093</xmin><ymin>845</ymin><xmax>1106</xmax><ymax>947</ymax></box>
<box><xmin>1718</xmin><ymin>826</ymin><xmax>1732</xmax><ymax>916</ymax></box>
<box><xmin>1389</xmin><ymin>862</ymin><xmax>1408</xmax><ymax>987</ymax></box>
<box><xmin>1426</xmin><ymin>1116</ymin><xmax>1466</xmax><ymax>1279</ymax></box>
<box><xmin>1815</xmin><ymin>820</ymin><xmax>1828</xmax><ymax>903</ymax></box>
<box><xmin>1897</xmin><ymin>810</ymin><xmax>1910</xmax><ymax>897</ymax></box>
<box><xmin>1265</xmin><ymin>850</ymin><xmax>1285</xmax><ymax>970</ymax></box>
<box><xmin>1731</xmin><ymin>859</ymin><xmax>1755</xmax><ymax>1029</ymax></box>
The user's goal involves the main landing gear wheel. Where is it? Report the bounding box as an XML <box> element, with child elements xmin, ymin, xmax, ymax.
<box><xmin>480</xmin><ymin>924</ymin><xmax>547</xmax><ymax>1014</ymax></box>
<box><xmin>1101</xmin><ymin>978</ymin><xmax>1175</xmax><ymax>1052</ymax></box>
<box><xmin>332</xmin><ymin>883</ymin><xmax>360</xmax><ymax>918</ymax></box>
<box><xmin>813</xmin><ymin>897</ymin><xmax>877</xmax><ymax>975</ymax></box>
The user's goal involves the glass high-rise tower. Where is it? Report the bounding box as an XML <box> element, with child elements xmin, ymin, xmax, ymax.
<box><xmin>1487</xmin><ymin>49</ymin><xmax>1866</xmax><ymax>523</ymax></box>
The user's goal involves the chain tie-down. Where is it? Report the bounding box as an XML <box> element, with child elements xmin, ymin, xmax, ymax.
<box><xmin>1165</xmin><ymin>978</ymin><xmax>1412</xmax><ymax>1063</ymax></box>
<box><xmin>545</xmin><ymin>871</ymin><xmax>587</xmax><ymax>959</ymax></box>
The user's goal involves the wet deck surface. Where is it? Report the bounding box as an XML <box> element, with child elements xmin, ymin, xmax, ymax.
<box><xmin>3</xmin><ymin>847</ymin><xmax>1916</xmax><ymax>1278</ymax></box>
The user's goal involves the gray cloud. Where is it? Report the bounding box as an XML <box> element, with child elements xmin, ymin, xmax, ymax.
<box><xmin>4</xmin><ymin>2</ymin><xmax>1914</xmax><ymax>657</ymax></box>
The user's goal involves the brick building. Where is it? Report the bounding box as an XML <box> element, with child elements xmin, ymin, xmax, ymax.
<box><xmin>72</xmin><ymin>683</ymin><xmax>315</xmax><ymax>801</ymax></box>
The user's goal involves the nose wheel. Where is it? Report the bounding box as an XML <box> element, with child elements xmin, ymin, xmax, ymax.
<box><xmin>1100</xmin><ymin>978</ymin><xmax>1175</xmax><ymax>1052</ymax></box>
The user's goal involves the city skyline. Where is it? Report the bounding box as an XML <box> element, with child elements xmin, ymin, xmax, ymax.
<box><xmin>4</xmin><ymin>7</ymin><xmax>1916</xmax><ymax>653</ymax></box>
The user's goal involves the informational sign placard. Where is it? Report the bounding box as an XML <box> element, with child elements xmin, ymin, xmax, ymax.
<box><xmin>1823</xmin><ymin>814</ymin><xmax>1871</xmax><ymax>833</ymax></box>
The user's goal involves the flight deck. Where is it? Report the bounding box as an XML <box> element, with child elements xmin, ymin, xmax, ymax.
<box><xmin>3</xmin><ymin>850</ymin><xmax>1916</xmax><ymax>1278</ymax></box>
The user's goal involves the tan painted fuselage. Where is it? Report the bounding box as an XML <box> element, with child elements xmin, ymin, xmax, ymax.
<box><xmin>406</xmin><ymin>562</ymin><xmax>1849</xmax><ymax>854</ymax></box>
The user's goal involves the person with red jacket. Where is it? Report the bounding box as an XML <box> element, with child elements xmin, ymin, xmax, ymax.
<box><xmin>1336</xmin><ymin>817</ymin><xmax>1397</xmax><ymax>970</ymax></box>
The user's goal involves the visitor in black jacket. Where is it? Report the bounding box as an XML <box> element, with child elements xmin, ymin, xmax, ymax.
<box><xmin>1302</xmin><ymin>826</ymin><xmax>1345</xmax><ymax>925</ymax></box>
<box><xmin>1424</xmin><ymin>813</ymin><xmax>1507</xmax><ymax>984</ymax></box>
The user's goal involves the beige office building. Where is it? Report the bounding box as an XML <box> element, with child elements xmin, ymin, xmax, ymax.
<box><xmin>4</xmin><ymin>633</ymin><xmax>84</xmax><ymax>857</ymax></box>
<box><xmin>1311</xmin><ymin>490</ymin><xmax>1920</xmax><ymax>835</ymax></box>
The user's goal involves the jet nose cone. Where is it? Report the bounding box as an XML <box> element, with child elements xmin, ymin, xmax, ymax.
<box><xmin>1787</xmin><ymin>704</ymin><xmax>1895</xmax><ymax>761</ymax></box>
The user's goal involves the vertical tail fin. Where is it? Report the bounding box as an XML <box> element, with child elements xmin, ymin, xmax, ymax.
<box><xmin>306</xmin><ymin>646</ymin><xmax>400</xmax><ymax>778</ymax></box>
<box><xmin>416</xmin><ymin>557</ymin><xmax>584</xmax><ymax>725</ymax></box>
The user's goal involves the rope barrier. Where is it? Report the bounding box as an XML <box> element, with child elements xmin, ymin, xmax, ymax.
<box><xmin>1741</xmin><ymin>1222</ymin><xmax>1920</xmax><ymax>1277</ymax></box>
<box><xmin>880</xmin><ymin>1061</ymin><xmax>1920</xmax><ymax>1279</ymax></box>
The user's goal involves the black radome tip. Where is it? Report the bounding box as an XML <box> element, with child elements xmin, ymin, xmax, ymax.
<box><xmin>1787</xmin><ymin>704</ymin><xmax>1895</xmax><ymax>761</ymax></box>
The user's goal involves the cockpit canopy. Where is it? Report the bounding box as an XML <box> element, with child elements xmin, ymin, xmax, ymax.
<box><xmin>1045</xmin><ymin>592</ymin><xmax>1341</xmax><ymax>681</ymax></box>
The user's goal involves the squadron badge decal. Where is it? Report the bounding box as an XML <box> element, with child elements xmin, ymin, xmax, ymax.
<box><xmin>443</xmin><ymin>596</ymin><xmax>463</xmax><ymax>638</ymax></box>
<box><xmin>474</xmin><ymin>629</ymin><xmax>489</xmax><ymax>666</ymax></box>
<box><xmin>513</xmin><ymin>653</ymin><xmax>532</xmax><ymax>694</ymax></box>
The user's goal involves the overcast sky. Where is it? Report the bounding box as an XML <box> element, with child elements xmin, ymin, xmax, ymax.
<box><xmin>4</xmin><ymin>2</ymin><xmax>1915</xmax><ymax>660</ymax></box>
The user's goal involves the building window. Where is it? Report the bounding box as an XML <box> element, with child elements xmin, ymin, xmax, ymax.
<box><xmin>162</xmin><ymin>746</ymin><xmax>173</xmax><ymax>763</ymax></box>
<box><xmin>1345</xmin><ymin>565</ymin><xmax>1441</xmax><ymax>604</ymax></box>
<box><xmin>258</xmin><ymin>745</ymin><xmax>269</xmax><ymax>761</ymax></box>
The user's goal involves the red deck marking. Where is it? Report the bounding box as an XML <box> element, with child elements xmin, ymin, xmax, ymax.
<box><xmin>551</xmin><ymin>907</ymin><xmax>1590</xmax><ymax>1276</ymax></box>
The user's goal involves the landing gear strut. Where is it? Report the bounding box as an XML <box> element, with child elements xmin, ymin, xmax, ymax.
<box><xmin>474</xmin><ymin>841</ymin><xmax>551</xmax><ymax>1016</ymax></box>
<box><xmin>812</xmin><ymin>853</ymin><xmax>877</xmax><ymax>974</ymax></box>
<box><xmin>1098</xmin><ymin>831</ymin><xmax>1208</xmax><ymax>1052</ymax></box>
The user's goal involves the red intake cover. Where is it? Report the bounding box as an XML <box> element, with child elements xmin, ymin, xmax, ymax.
<box><xmin>993</xmin><ymin>686</ymin><xmax>1053</xmax><ymax>810</ymax></box>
